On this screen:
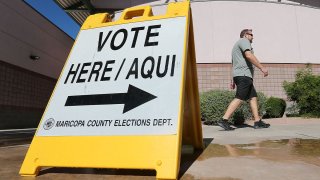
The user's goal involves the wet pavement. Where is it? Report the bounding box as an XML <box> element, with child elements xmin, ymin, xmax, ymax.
<box><xmin>1</xmin><ymin>117</ymin><xmax>320</xmax><ymax>179</ymax></box>
<box><xmin>182</xmin><ymin>139</ymin><xmax>320</xmax><ymax>180</ymax></box>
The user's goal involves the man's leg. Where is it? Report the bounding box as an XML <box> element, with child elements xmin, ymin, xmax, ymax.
<box><xmin>217</xmin><ymin>98</ymin><xmax>242</xmax><ymax>131</ymax></box>
<box><xmin>218</xmin><ymin>76</ymin><xmax>247</xmax><ymax>130</ymax></box>
<box><xmin>249</xmin><ymin>97</ymin><xmax>260</xmax><ymax>121</ymax></box>
<box><xmin>249</xmin><ymin>97</ymin><xmax>270</xmax><ymax>128</ymax></box>
<box><xmin>223</xmin><ymin>98</ymin><xmax>242</xmax><ymax>120</ymax></box>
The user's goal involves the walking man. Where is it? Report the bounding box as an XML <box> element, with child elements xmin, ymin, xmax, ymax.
<box><xmin>217</xmin><ymin>29</ymin><xmax>270</xmax><ymax>130</ymax></box>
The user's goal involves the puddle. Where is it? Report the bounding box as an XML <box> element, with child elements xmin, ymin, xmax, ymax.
<box><xmin>198</xmin><ymin>139</ymin><xmax>320</xmax><ymax>166</ymax></box>
<box><xmin>2</xmin><ymin>139</ymin><xmax>319</xmax><ymax>179</ymax></box>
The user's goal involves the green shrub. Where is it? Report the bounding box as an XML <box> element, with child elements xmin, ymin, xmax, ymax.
<box><xmin>200</xmin><ymin>90</ymin><xmax>234</xmax><ymax>124</ymax></box>
<box><xmin>263</xmin><ymin>97</ymin><xmax>286</xmax><ymax>118</ymax></box>
<box><xmin>283</xmin><ymin>66</ymin><xmax>320</xmax><ymax>117</ymax></box>
<box><xmin>200</xmin><ymin>90</ymin><xmax>266</xmax><ymax>125</ymax></box>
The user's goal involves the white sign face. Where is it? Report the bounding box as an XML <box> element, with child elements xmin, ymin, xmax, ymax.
<box><xmin>37</xmin><ymin>17</ymin><xmax>187</xmax><ymax>136</ymax></box>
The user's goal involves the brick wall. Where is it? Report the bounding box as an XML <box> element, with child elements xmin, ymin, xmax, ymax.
<box><xmin>197</xmin><ymin>63</ymin><xmax>320</xmax><ymax>99</ymax></box>
<box><xmin>0</xmin><ymin>60</ymin><xmax>56</xmax><ymax>129</ymax></box>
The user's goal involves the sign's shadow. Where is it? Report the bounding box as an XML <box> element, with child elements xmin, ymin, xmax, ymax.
<box><xmin>39</xmin><ymin>167</ymin><xmax>156</xmax><ymax>178</ymax></box>
<box><xmin>179</xmin><ymin>138</ymin><xmax>214</xmax><ymax>178</ymax></box>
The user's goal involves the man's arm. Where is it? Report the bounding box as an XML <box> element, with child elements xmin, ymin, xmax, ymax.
<box><xmin>244</xmin><ymin>51</ymin><xmax>268</xmax><ymax>77</ymax></box>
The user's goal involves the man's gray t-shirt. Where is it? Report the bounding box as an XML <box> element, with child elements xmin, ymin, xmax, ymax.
<box><xmin>232</xmin><ymin>38</ymin><xmax>254</xmax><ymax>78</ymax></box>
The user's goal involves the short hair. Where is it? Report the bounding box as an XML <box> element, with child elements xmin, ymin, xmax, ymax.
<box><xmin>240</xmin><ymin>29</ymin><xmax>252</xmax><ymax>38</ymax></box>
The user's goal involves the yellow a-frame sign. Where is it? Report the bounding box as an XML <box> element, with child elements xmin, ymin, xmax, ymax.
<box><xmin>20</xmin><ymin>1</ymin><xmax>202</xmax><ymax>179</ymax></box>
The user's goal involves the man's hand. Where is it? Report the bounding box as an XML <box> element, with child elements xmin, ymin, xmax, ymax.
<box><xmin>260</xmin><ymin>67</ymin><xmax>268</xmax><ymax>77</ymax></box>
<box><xmin>230</xmin><ymin>80</ymin><xmax>235</xmax><ymax>89</ymax></box>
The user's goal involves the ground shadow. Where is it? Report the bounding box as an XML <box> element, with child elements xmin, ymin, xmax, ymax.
<box><xmin>215</xmin><ymin>123</ymin><xmax>253</xmax><ymax>131</ymax></box>
<box><xmin>233</xmin><ymin>123</ymin><xmax>253</xmax><ymax>129</ymax></box>
<box><xmin>39</xmin><ymin>167</ymin><xmax>156</xmax><ymax>177</ymax></box>
<box><xmin>178</xmin><ymin>138</ymin><xmax>214</xmax><ymax>178</ymax></box>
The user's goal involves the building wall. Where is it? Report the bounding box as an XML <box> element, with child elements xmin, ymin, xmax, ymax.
<box><xmin>112</xmin><ymin>0</ymin><xmax>320</xmax><ymax>65</ymax></box>
<box><xmin>190</xmin><ymin>1</ymin><xmax>320</xmax><ymax>64</ymax></box>
<box><xmin>0</xmin><ymin>1</ymin><xmax>73</xmax><ymax>78</ymax></box>
<box><xmin>0</xmin><ymin>1</ymin><xmax>73</xmax><ymax>129</ymax></box>
<box><xmin>189</xmin><ymin>1</ymin><xmax>320</xmax><ymax>98</ymax></box>
<box><xmin>117</xmin><ymin>0</ymin><xmax>320</xmax><ymax>99</ymax></box>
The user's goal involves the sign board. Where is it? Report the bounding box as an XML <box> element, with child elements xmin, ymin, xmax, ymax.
<box><xmin>38</xmin><ymin>17</ymin><xmax>186</xmax><ymax>137</ymax></box>
<box><xmin>20</xmin><ymin>1</ymin><xmax>202</xmax><ymax>179</ymax></box>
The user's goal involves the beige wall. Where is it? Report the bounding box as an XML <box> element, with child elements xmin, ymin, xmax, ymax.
<box><xmin>191</xmin><ymin>1</ymin><xmax>320</xmax><ymax>64</ymax></box>
<box><xmin>112</xmin><ymin>0</ymin><xmax>320</xmax><ymax>64</ymax></box>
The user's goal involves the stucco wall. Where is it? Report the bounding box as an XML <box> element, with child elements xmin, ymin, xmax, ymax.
<box><xmin>191</xmin><ymin>1</ymin><xmax>320</xmax><ymax>64</ymax></box>
<box><xmin>113</xmin><ymin>0</ymin><xmax>320</xmax><ymax>64</ymax></box>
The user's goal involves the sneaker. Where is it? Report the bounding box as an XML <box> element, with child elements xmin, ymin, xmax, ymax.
<box><xmin>253</xmin><ymin>120</ymin><xmax>270</xmax><ymax>129</ymax></box>
<box><xmin>217</xmin><ymin>119</ymin><xmax>235</xmax><ymax>131</ymax></box>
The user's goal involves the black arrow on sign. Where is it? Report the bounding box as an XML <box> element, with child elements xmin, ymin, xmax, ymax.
<box><xmin>65</xmin><ymin>84</ymin><xmax>157</xmax><ymax>113</ymax></box>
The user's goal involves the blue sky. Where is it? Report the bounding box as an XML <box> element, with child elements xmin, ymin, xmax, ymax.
<box><xmin>24</xmin><ymin>0</ymin><xmax>80</xmax><ymax>39</ymax></box>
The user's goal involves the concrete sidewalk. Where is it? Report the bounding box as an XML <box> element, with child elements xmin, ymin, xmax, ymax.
<box><xmin>203</xmin><ymin>117</ymin><xmax>320</xmax><ymax>145</ymax></box>
<box><xmin>1</xmin><ymin>117</ymin><xmax>319</xmax><ymax>179</ymax></box>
